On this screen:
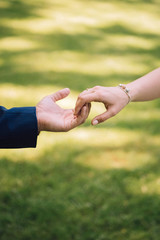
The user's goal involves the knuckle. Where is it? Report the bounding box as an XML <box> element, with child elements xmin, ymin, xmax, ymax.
<box><xmin>81</xmin><ymin>120</ymin><xmax>85</xmax><ymax>124</ymax></box>
<box><xmin>81</xmin><ymin>117</ymin><xmax>86</xmax><ymax>124</ymax></box>
<box><xmin>83</xmin><ymin>117</ymin><xmax>86</xmax><ymax>123</ymax></box>
<box><xmin>98</xmin><ymin>118</ymin><xmax>102</xmax><ymax>123</ymax></box>
<box><xmin>93</xmin><ymin>85</ymin><xmax>101</xmax><ymax>90</ymax></box>
<box><xmin>78</xmin><ymin>95</ymin><xmax>84</xmax><ymax>101</ymax></box>
<box><xmin>110</xmin><ymin>109</ymin><xmax>116</xmax><ymax>117</ymax></box>
<box><xmin>97</xmin><ymin>91</ymin><xmax>103</xmax><ymax>98</ymax></box>
<box><xmin>99</xmin><ymin>117</ymin><xmax>104</xmax><ymax>123</ymax></box>
<box><xmin>64</xmin><ymin>128</ymin><xmax>69</xmax><ymax>132</ymax></box>
<box><xmin>62</xmin><ymin>125</ymin><xmax>69</xmax><ymax>132</ymax></box>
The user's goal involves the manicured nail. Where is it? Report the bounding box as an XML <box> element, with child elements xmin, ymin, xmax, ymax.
<box><xmin>92</xmin><ymin>120</ymin><xmax>98</xmax><ymax>125</ymax></box>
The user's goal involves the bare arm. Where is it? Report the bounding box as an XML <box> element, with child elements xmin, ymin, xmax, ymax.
<box><xmin>127</xmin><ymin>68</ymin><xmax>160</xmax><ymax>101</ymax></box>
<box><xmin>74</xmin><ymin>68</ymin><xmax>160</xmax><ymax>125</ymax></box>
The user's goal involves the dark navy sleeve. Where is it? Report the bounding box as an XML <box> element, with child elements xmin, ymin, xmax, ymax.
<box><xmin>0</xmin><ymin>106</ymin><xmax>38</xmax><ymax>148</ymax></box>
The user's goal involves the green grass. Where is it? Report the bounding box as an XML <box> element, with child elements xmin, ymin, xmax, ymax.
<box><xmin>1</xmin><ymin>143</ymin><xmax>160</xmax><ymax>240</ymax></box>
<box><xmin>0</xmin><ymin>0</ymin><xmax>160</xmax><ymax>239</ymax></box>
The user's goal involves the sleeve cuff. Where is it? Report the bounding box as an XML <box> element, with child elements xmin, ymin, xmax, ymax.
<box><xmin>0</xmin><ymin>107</ymin><xmax>38</xmax><ymax>149</ymax></box>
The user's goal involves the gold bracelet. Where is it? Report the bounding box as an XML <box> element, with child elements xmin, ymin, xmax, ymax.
<box><xmin>117</xmin><ymin>84</ymin><xmax>131</xmax><ymax>103</ymax></box>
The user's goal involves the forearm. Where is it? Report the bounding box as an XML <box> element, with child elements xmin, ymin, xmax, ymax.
<box><xmin>126</xmin><ymin>68</ymin><xmax>160</xmax><ymax>102</ymax></box>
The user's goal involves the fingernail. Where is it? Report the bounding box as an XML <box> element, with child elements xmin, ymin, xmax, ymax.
<box><xmin>92</xmin><ymin>120</ymin><xmax>98</xmax><ymax>125</ymax></box>
<box><xmin>65</xmin><ymin>88</ymin><xmax>70</xmax><ymax>93</ymax></box>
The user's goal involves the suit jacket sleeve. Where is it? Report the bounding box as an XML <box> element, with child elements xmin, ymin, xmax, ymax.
<box><xmin>0</xmin><ymin>106</ymin><xmax>38</xmax><ymax>148</ymax></box>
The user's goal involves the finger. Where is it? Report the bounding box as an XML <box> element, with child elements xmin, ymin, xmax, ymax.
<box><xmin>87</xmin><ymin>103</ymin><xmax>91</xmax><ymax>115</ymax></box>
<box><xmin>51</xmin><ymin>88</ymin><xmax>70</xmax><ymax>102</ymax></box>
<box><xmin>80</xmin><ymin>103</ymin><xmax>91</xmax><ymax>115</ymax></box>
<box><xmin>78</xmin><ymin>103</ymin><xmax>91</xmax><ymax>124</ymax></box>
<box><xmin>85</xmin><ymin>103</ymin><xmax>91</xmax><ymax>120</ymax></box>
<box><xmin>92</xmin><ymin>107</ymin><xmax>117</xmax><ymax>125</ymax></box>
<box><xmin>72</xmin><ymin>103</ymin><xmax>91</xmax><ymax>128</ymax></box>
<box><xmin>79</xmin><ymin>88</ymin><xmax>95</xmax><ymax>96</ymax></box>
<box><xmin>81</xmin><ymin>104</ymin><xmax>89</xmax><ymax>120</ymax></box>
<box><xmin>80</xmin><ymin>86</ymin><xmax>102</xmax><ymax>96</ymax></box>
<box><xmin>74</xmin><ymin>92</ymin><xmax>99</xmax><ymax>115</ymax></box>
<box><xmin>70</xmin><ymin>105</ymin><xmax>87</xmax><ymax>129</ymax></box>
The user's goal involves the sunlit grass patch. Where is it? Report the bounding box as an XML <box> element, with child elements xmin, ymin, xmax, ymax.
<box><xmin>1</xmin><ymin>0</ymin><xmax>160</xmax><ymax>239</ymax></box>
<box><xmin>10</xmin><ymin>51</ymin><xmax>153</xmax><ymax>75</ymax></box>
<box><xmin>0</xmin><ymin>37</ymin><xmax>37</xmax><ymax>51</ymax></box>
<box><xmin>0</xmin><ymin>84</ymin><xmax>160</xmax><ymax>171</ymax></box>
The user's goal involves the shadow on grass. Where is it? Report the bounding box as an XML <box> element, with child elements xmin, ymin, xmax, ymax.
<box><xmin>83</xmin><ymin>116</ymin><xmax>160</xmax><ymax>136</ymax></box>
<box><xmin>0</xmin><ymin>0</ymin><xmax>159</xmax><ymax>93</ymax></box>
<box><xmin>0</xmin><ymin>1</ymin><xmax>160</xmax><ymax>238</ymax></box>
<box><xmin>0</xmin><ymin>0</ymin><xmax>43</xmax><ymax>20</ymax></box>
<box><xmin>0</xmin><ymin>22</ymin><xmax>159</xmax><ymax>92</ymax></box>
<box><xmin>0</xmin><ymin>68</ymin><xmax>142</xmax><ymax>91</ymax></box>
<box><xmin>0</xmin><ymin>142</ymin><xmax>160</xmax><ymax>240</ymax></box>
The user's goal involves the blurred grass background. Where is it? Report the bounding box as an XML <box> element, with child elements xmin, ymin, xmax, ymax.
<box><xmin>0</xmin><ymin>0</ymin><xmax>160</xmax><ymax>239</ymax></box>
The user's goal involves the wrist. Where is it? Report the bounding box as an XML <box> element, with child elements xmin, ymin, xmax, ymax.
<box><xmin>36</xmin><ymin>107</ymin><xmax>43</xmax><ymax>133</ymax></box>
<box><xmin>126</xmin><ymin>83</ymin><xmax>139</xmax><ymax>102</ymax></box>
<box><xmin>117</xmin><ymin>84</ymin><xmax>131</xmax><ymax>103</ymax></box>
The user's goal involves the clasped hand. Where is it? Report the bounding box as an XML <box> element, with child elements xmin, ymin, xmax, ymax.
<box><xmin>36</xmin><ymin>86</ymin><xmax>129</xmax><ymax>133</ymax></box>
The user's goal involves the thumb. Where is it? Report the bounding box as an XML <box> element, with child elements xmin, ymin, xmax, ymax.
<box><xmin>51</xmin><ymin>88</ymin><xmax>70</xmax><ymax>102</ymax></box>
<box><xmin>92</xmin><ymin>107</ymin><xmax>117</xmax><ymax>125</ymax></box>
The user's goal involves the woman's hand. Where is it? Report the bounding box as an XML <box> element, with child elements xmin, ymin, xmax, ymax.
<box><xmin>74</xmin><ymin>86</ymin><xmax>129</xmax><ymax>125</ymax></box>
<box><xmin>36</xmin><ymin>88</ymin><xmax>91</xmax><ymax>133</ymax></box>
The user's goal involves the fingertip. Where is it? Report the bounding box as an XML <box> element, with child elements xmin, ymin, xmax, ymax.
<box><xmin>62</xmin><ymin>88</ymin><xmax>70</xmax><ymax>95</ymax></box>
<box><xmin>65</xmin><ymin>88</ymin><xmax>70</xmax><ymax>93</ymax></box>
<box><xmin>61</xmin><ymin>88</ymin><xmax>70</xmax><ymax>98</ymax></box>
<box><xmin>52</xmin><ymin>88</ymin><xmax>71</xmax><ymax>102</ymax></box>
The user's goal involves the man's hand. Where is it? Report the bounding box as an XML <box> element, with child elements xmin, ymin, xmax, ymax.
<box><xmin>36</xmin><ymin>88</ymin><xmax>91</xmax><ymax>133</ymax></box>
<box><xmin>74</xmin><ymin>86</ymin><xmax>129</xmax><ymax>125</ymax></box>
